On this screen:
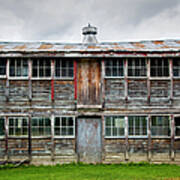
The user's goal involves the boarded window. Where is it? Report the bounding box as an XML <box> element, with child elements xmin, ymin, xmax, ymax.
<box><xmin>0</xmin><ymin>118</ymin><xmax>5</xmax><ymax>136</ymax></box>
<box><xmin>150</xmin><ymin>59</ymin><xmax>169</xmax><ymax>77</ymax></box>
<box><xmin>173</xmin><ymin>59</ymin><xmax>180</xmax><ymax>77</ymax></box>
<box><xmin>175</xmin><ymin>117</ymin><xmax>180</xmax><ymax>136</ymax></box>
<box><xmin>0</xmin><ymin>59</ymin><xmax>6</xmax><ymax>76</ymax></box>
<box><xmin>54</xmin><ymin>117</ymin><xmax>75</xmax><ymax>137</ymax></box>
<box><xmin>105</xmin><ymin>116</ymin><xmax>125</xmax><ymax>137</ymax></box>
<box><xmin>10</xmin><ymin>59</ymin><xmax>28</xmax><ymax>77</ymax></box>
<box><xmin>32</xmin><ymin>59</ymin><xmax>51</xmax><ymax>78</ymax></box>
<box><xmin>128</xmin><ymin>116</ymin><xmax>147</xmax><ymax>136</ymax></box>
<box><xmin>151</xmin><ymin>116</ymin><xmax>170</xmax><ymax>136</ymax></box>
<box><xmin>31</xmin><ymin>117</ymin><xmax>51</xmax><ymax>136</ymax></box>
<box><xmin>55</xmin><ymin>59</ymin><xmax>73</xmax><ymax>78</ymax></box>
<box><xmin>105</xmin><ymin>59</ymin><xmax>124</xmax><ymax>77</ymax></box>
<box><xmin>128</xmin><ymin>58</ymin><xmax>146</xmax><ymax>76</ymax></box>
<box><xmin>8</xmin><ymin>117</ymin><xmax>28</xmax><ymax>136</ymax></box>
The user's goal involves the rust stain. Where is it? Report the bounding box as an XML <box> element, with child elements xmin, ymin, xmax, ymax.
<box><xmin>132</xmin><ymin>42</ymin><xmax>145</xmax><ymax>48</ymax></box>
<box><xmin>176</xmin><ymin>40</ymin><xmax>180</xmax><ymax>44</ymax></box>
<box><xmin>0</xmin><ymin>45</ymin><xmax>5</xmax><ymax>49</ymax></box>
<box><xmin>64</xmin><ymin>45</ymin><xmax>75</xmax><ymax>49</ymax></box>
<box><xmin>87</xmin><ymin>45</ymin><xmax>100</xmax><ymax>49</ymax></box>
<box><xmin>38</xmin><ymin>44</ymin><xmax>53</xmax><ymax>49</ymax></box>
<box><xmin>153</xmin><ymin>41</ymin><xmax>164</xmax><ymax>45</ymax></box>
<box><xmin>14</xmin><ymin>44</ymin><xmax>27</xmax><ymax>50</ymax></box>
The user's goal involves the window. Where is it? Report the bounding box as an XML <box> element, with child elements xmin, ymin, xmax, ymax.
<box><xmin>0</xmin><ymin>118</ymin><xmax>5</xmax><ymax>136</ymax></box>
<box><xmin>54</xmin><ymin>117</ymin><xmax>75</xmax><ymax>137</ymax></box>
<box><xmin>128</xmin><ymin>116</ymin><xmax>147</xmax><ymax>136</ymax></box>
<box><xmin>0</xmin><ymin>59</ymin><xmax>6</xmax><ymax>76</ymax></box>
<box><xmin>32</xmin><ymin>59</ymin><xmax>51</xmax><ymax>78</ymax></box>
<box><xmin>8</xmin><ymin>117</ymin><xmax>28</xmax><ymax>136</ymax></box>
<box><xmin>150</xmin><ymin>59</ymin><xmax>169</xmax><ymax>77</ymax></box>
<box><xmin>55</xmin><ymin>59</ymin><xmax>73</xmax><ymax>78</ymax></box>
<box><xmin>151</xmin><ymin>116</ymin><xmax>170</xmax><ymax>136</ymax></box>
<box><xmin>31</xmin><ymin>117</ymin><xmax>51</xmax><ymax>136</ymax></box>
<box><xmin>105</xmin><ymin>116</ymin><xmax>125</xmax><ymax>137</ymax></box>
<box><xmin>128</xmin><ymin>58</ymin><xmax>146</xmax><ymax>76</ymax></box>
<box><xmin>10</xmin><ymin>59</ymin><xmax>28</xmax><ymax>77</ymax></box>
<box><xmin>105</xmin><ymin>59</ymin><xmax>124</xmax><ymax>77</ymax></box>
<box><xmin>173</xmin><ymin>59</ymin><xmax>180</xmax><ymax>77</ymax></box>
<box><xmin>175</xmin><ymin>117</ymin><xmax>180</xmax><ymax>136</ymax></box>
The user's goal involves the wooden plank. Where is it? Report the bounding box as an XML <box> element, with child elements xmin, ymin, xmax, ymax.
<box><xmin>5</xmin><ymin>116</ymin><xmax>9</xmax><ymax>161</ymax></box>
<box><xmin>28</xmin><ymin>59</ymin><xmax>32</xmax><ymax>101</ymax></box>
<box><xmin>51</xmin><ymin>60</ymin><xmax>55</xmax><ymax>102</ymax></box>
<box><xmin>101</xmin><ymin>115</ymin><xmax>105</xmax><ymax>161</ymax></box>
<box><xmin>147</xmin><ymin>115</ymin><xmax>152</xmax><ymax>161</ymax></box>
<box><xmin>125</xmin><ymin>116</ymin><xmax>129</xmax><ymax>161</ymax></box>
<box><xmin>51</xmin><ymin>114</ymin><xmax>55</xmax><ymax>161</ymax></box>
<box><xmin>74</xmin><ymin>60</ymin><xmax>77</xmax><ymax>100</ymax></box>
<box><xmin>170</xmin><ymin>59</ymin><xmax>173</xmax><ymax>104</ymax></box>
<box><xmin>28</xmin><ymin>115</ymin><xmax>32</xmax><ymax>162</ymax></box>
<box><xmin>5</xmin><ymin>59</ymin><xmax>9</xmax><ymax>102</ymax></box>
<box><xmin>147</xmin><ymin>58</ymin><xmax>151</xmax><ymax>104</ymax></box>
<box><xmin>124</xmin><ymin>59</ymin><xmax>128</xmax><ymax>102</ymax></box>
<box><xmin>171</xmin><ymin>114</ymin><xmax>175</xmax><ymax>161</ymax></box>
<box><xmin>101</xmin><ymin>60</ymin><xmax>105</xmax><ymax>108</ymax></box>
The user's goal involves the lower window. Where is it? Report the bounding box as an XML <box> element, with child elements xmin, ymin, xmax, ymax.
<box><xmin>151</xmin><ymin>116</ymin><xmax>170</xmax><ymax>136</ymax></box>
<box><xmin>105</xmin><ymin>116</ymin><xmax>125</xmax><ymax>137</ymax></box>
<box><xmin>175</xmin><ymin>117</ymin><xmax>180</xmax><ymax>136</ymax></box>
<box><xmin>0</xmin><ymin>118</ymin><xmax>5</xmax><ymax>136</ymax></box>
<box><xmin>8</xmin><ymin>117</ymin><xmax>28</xmax><ymax>136</ymax></box>
<box><xmin>31</xmin><ymin>117</ymin><xmax>51</xmax><ymax>136</ymax></box>
<box><xmin>128</xmin><ymin>116</ymin><xmax>147</xmax><ymax>137</ymax></box>
<box><xmin>54</xmin><ymin>117</ymin><xmax>75</xmax><ymax>137</ymax></box>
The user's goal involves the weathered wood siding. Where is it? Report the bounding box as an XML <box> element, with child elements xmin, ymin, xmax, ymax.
<box><xmin>77</xmin><ymin>60</ymin><xmax>101</xmax><ymax>105</ymax></box>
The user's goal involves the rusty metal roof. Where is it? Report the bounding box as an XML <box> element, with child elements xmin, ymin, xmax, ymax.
<box><xmin>0</xmin><ymin>39</ymin><xmax>180</xmax><ymax>53</ymax></box>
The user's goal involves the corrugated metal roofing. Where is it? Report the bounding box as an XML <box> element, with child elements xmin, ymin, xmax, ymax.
<box><xmin>0</xmin><ymin>39</ymin><xmax>180</xmax><ymax>52</ymax></box>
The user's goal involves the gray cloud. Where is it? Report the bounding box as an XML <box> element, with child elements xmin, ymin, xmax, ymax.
<box><xmin>0</xmin><ymin>0</ymin><xmax>179</xmax><ymax>42</ymax></box>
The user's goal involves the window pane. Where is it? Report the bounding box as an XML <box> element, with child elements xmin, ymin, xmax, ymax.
<box><xmin>151</xmin><ymin>59</ymin><xmax>169</xmax><ymax>77</ymax></box>
<box><xmin>0</xmin><ymin>118</ymin><xmax>5</xmax><ymax>136</ymax></box>
<box><xmin>151</xmin><ymin>116</ymin><xmax>170</xmax><ymax>136</ymax></box>
<box><xmin>0</xmin><ymin>59</ymin><xmax>6</xmax><ymax>75</ymax></box>
<box><xmin>105</xmin><ymin>59</ymin><xmax>124</xmax><ymax>77</ymax></box>
<box><xmin>105</xmin><ymin>116</ymin><xmax>125</xmax><ymax>137</ymax></box>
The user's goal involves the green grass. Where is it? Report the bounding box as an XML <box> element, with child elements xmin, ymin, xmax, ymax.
<box><xmin>0</xmin><ymin>163</ymin><xmax>180</xmax><ymax>180</ymax></box>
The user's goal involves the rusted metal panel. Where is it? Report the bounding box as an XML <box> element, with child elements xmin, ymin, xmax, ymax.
<box><xmin>77</xmin><ymin>117</ymin><xmax>102</xmax><ymax>163</ymax></box>
<box><xmin>77</xmin><ymin>60</ymin><xmax>101</xmax><ymax>105</ymax></box>
<box><xmin>0</xmin><ymin>39</ymin><xmax>180</xmax><ymax>53</ymax></box>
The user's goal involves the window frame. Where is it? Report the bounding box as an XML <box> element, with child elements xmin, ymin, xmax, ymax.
<box><xmin>174</xmin><ymin>116</ymin><xmax>180</xmax><ymax>138</ymax></box>
<box><xmin>104</xmin><ymin>116</ymin><xmax>125</xmax><ymax>138</ymax></box>
<box><xmin>54</xmin><ymin>59</ymin><xmax>74</xmax><ymax>80</ymax></box>
<box><xmin>0</xmin><ymin>117</ymin><xmax>5</xmax><ymax>138</ymax></box>
<box><xmin>104</xmin><ymin>59</ymin><xmax>124</xmax><ymax>78</ymax></box>
<box><xmin>54</xmin><ymin>116</ymin><xmax>75</xmax><ymax>138</ymax></box>
<box><xmin>127</xmin><ymin>58</ymin><xmax>147</xmax><ymax>77</ymax></box>
<box><xmin>0</xmin><ymin>59</ymin><xmax>7</xmax><ymax>78</ymax></box>
<box><xmin>150</xmin><ymin>58</ymin><xmax>170</xmax><ymax>78</ymax></box>
<box><xmin>173</xmin><ymin>58</ymin><xmax>180</xmax><ymax>78</ymax></box>
<box><xmin>8</xmin><ymin>117</ymin><xmax>28</xmax><ymax>137</ymax></box>
<box><xmin>9</xmin><ymin>59</ymin><xmax>29</xmax><ymax>79</ymax></box>
<box><xmin>128</xmin><ymin>116</ymin><xmax>148</xmax><ymax>138</ymax></box>
<box><xmin>31</xmin><ymin>117</ymin><xmax>51</xmax><ymax>137</ymax></box>
<box><xmin>32</xmin><ymin>59</ymin><xmax>51</xmax><ymax>79</ymax></box>
<box><xmin>151</xmin><ymin>116</ymin><xmax>170</xmax><ymax>138</ymax></box>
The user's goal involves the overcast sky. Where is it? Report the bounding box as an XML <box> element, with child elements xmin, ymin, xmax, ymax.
<box><xmin>0</xmin><ymin>0</ymin><xmax>180</xmax><ymax>42</ymax></box>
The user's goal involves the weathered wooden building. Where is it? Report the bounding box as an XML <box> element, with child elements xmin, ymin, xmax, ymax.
<box><xmin>0</xmin><ymin>25</ymin><xmax>180</xmax><ymax>164</ymax></box>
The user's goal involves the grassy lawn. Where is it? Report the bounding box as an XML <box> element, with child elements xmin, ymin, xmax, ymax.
<box><xmin>0</xmin><ymin>163</ymin><xmax>180</xmax><ymax>180</ymax></box>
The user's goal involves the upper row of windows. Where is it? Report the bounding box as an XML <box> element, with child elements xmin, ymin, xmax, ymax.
<box><xmin>0</xmin><ymin>58</ymin><xmax>180</xmax><ymax>78</ymax></box>
<box><xmin>0</xmin><ymin>59</ymin><xmax>73</xmax><ymax>78</ymax></box>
